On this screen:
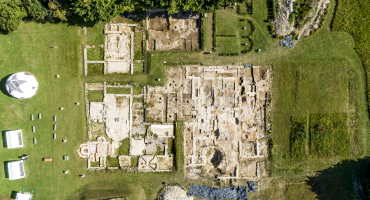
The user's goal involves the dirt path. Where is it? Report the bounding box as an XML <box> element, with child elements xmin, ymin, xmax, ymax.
<box><xmin>298</xmin><ymin>0</ymin><xmax>327</xmax><ymax>37</ymax></box>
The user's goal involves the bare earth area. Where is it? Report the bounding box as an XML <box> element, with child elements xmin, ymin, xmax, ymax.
<box><xmin>147</xmin><ymin>10</ymin><xmax>200</xmax><ymax>51</ymax></box>
<box><xmin>182</xmin><ymin>66</ymin><xmax>271</xmax><ymax>181</ymax></box>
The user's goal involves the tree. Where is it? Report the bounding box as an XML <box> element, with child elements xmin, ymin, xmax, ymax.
<box><xmin>0</xmin><ymin>0</ymin><xmax>27</xmax><ymax>32</ymax></box>
<box><xmin>72</xmin><ymin>0</ymin><xmax>124</xmax><ymax>22</ymax></box>
<box><xmin>22</xmin><ymin>0</ymin><xmax>47</xmax><ymax>20</ymax></box>
<box><xmin>47</xmin><ymin>0</ymin><xmax>68</xmax><ymax>21</ymax></box>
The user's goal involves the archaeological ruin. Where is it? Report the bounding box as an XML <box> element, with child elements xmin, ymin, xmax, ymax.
<box><xmin>79</xmin><ymin>65</ymin><xmax>271</xmax><ymax>181</ymax></box>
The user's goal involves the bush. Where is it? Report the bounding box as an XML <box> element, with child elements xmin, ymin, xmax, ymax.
<box><xmin>215</xmin><ymin>34</ymin><xmax>236</xmax><ymax>37</ymax></box>
<box><xmin>249</xmin><ymin>0</ymin><xmax>254</xmax><ymax>14</ymax></box>
<box><xmin>240</xmin><ymin>20</ymin><xmax>256</xmax><ymax>54</ymax></box>
<box><xmin>237</xmin><ymin>5</ymin><xmax>241</xmax><ymax>14</ymax></box>
<box><xmin>0</xmin><ymin>0</ymin><xmax>27</xmax><ymax>32</ymax></box>
<box><xmin>200</xmin><ymin>15</ymin><xmax>206</xmax><ymax>50</ymax></box>
<box><xmin>289</xmin><ymin>13</ymin><xmax>295</xmax><ymax>24</ymax></box>
<box><xmin>212</xmin><ymin>11</ymin><xmax>217</xmax><ymax>50</ymax></box>
<box><xmin>218</xmin><ymin>53</ymin><xmax>239</xmax><ymax>56</ymax></box>
<box><xmin>22</xmin><ymin>0</ymin><xmax>47</xmax><ymax>20</ymax></box>
<box><xmin>268</xmin><ymin>24</ymin><xmax>275</xmax><ymax>34</ymax></box>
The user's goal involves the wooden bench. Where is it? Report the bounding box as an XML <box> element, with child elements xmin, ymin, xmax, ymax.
<box><xmin>43</xmin><ymin>158</ymin><xmax>52</xmax><ymax>162</ymax></box>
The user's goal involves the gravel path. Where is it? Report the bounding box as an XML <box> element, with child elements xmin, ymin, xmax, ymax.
<box><xmin>160</xmin><ymin>186</ymin><xmax>193</xmax><ymax>200</ymax></box>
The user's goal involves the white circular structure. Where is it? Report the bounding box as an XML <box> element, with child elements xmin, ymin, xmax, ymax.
<box><xmin>6</xmin><ymin>72</ymin><xmax>39</xmax><ymax>99</ymax></box>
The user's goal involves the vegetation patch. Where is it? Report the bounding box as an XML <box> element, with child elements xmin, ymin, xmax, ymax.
<box><xmin>214</xmin><ymin>10</ymin><xmax>255</xmax><ymax>55</ymax></box>
<box><xmin>216</xmin><ymin>37</ymin><xmax>240</xmax><ymax>54</ymax></box>
<box><xmin>332</xmin><ymin>0</ymin><xmax>370</xmax><ymax>112</ymax></box>
<box><xmin>133</xmin><ymin>85</ymin><xmax>143</xmax><ymax>95</ymax></box>
<box><xmin>87</xmin><ymin>47</ymin><xmax>104</xmax><ymax>60</ymax></box>
<box><xmin>106</xmin><ymin>87</ymin><xmax>131</xmax><ymax>94</ymax></box>
<box><xmin>90</xmin><ymin>122</ymin><xmax>106</xmax><ymax>139</ymax></box>
<box><xmin>133</xmin><ymin>63</ymin><xmax>144</xmax><ymax>73</ymax></box>
<box><xmin>106</xmin><ymin>157</ymin><xmax>119</xmax><ymax>167</ymax></box>
<box><xmin>133</xmin><ymin>97</ymin><xmax>143</xmax><ymax>103</ymax></box>
<box><xmin>310</xmin><ymin>113</ymin><xmax>349</xmax><ymax>157</ymax></box>
<box><xmin>134</xmin><ymin>32</ymin><xmax>143</xmax><ymax>60</ymax></box>
<box><xmin>131</xmin><ymin>156</ymin><xmax>139</xmax><ymax>167</ymax></box>
<box><xmin>117</xmin><ymin>138</ymin><xmax>130</xmax><ymax>155</ymax></box>
<box><xmin>90</xmin><ymin>161</ymin><xmax>100</xmax><ymax>167</ymax></box>
<box><xmin>88</xmin><ymin>90</ymin><xmax>104</xmax><ymax>102</ymax></box>
<box><xmin>167</xmin><ymin>138</ymin><xmax>174</xmax><ymax>154</ymax></box>
<box><xmin>87</xmin><ymin>63</ymin><xmax>104</xmax><ymax>76</ymax></box>
<box><xmin>290</xmin><ymin>116</ymin><xmax>308</xmax><ymax>158</ymax></box>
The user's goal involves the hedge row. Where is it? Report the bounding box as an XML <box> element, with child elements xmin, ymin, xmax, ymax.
<box><xmin>241</xmin><ymin>38</ymin><xmax>254</xmax><ymax>53</ymax></box>
<box><xmin>267</xmin><ymin>0</ymin><xmax>278</xmax><ymax>21</ymax></box>
<box><xmin>218</xmin><ymin>53</ymin><xmax>239</xmax><ymax>56</ymax></box>
<box><xmin>240</xmin><ymin>20</ymin><xmax>256</xmax><ymax>54</ymax></box>
<box><xmin>249</xmin><ymin>0</ymin><xmax>254</xmax><ymax>14</ymax></box>
<box><xmin>212</xmin><ymin>11</ymin><xmax>217</xmax><ymax>50</ymax></box>
<box><xmin>200</xmin><ymin>14</ymin><xmax>206</xmax><ymax>50</ymax></box>
<box><xmin>215</xmin><ymin>34</ymin><xmax>236</xmax><ymax>37</ymax></box>
<box><xmin>164</xmin><ymin>62</ymin><xmax>203</xmax><ymax>66</ymax></box>
<box><xmin>152</xmin><ymin>49</ymin><xmax>203</xmax><ymax>54</ymax></box>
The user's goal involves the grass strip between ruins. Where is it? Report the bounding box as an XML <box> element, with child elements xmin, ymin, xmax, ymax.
<box><xmin>87</xmin><ymin>90</ymin><xmax>104</xmax><ymax>102</ymax></box>
<box><xmin>87</xmin><ymin>47</ymin><xmax>104</xmax><ymax>61</ymax></box>
<box><xmin>106</xmin><ymin>87</ymin><xmax>131</xmax><ymax>94</ymax></box>
<box><xmin>87</xmin><ymin>63</ymin><xmax>104</xmax><ymax>76</ymax></box>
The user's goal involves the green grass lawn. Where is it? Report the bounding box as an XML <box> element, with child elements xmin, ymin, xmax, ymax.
<box><xmin>117</xmin><ymin>138</ymin><xmax>129</xmax><ymax>155</ymax></box>
<box><xmin>134</xmin><ymin>32</ymin><xmax>143</xmax><ymax>61</ymax></box>
<box><xmin>87</xmin><ymin>47</ymin><xmax>104</xmax><ymax>61</ymax></box>
<box><xmin>87</xmin><ymin>63</ymin><xmax>104</xmax><ymax>76</ymax></box>
<box><xmin>87</xmin><ymin>90</ymin><xmax>104</xmax><ymax>102</ymax></box>
<box><xmin>0</xmin><ymin>22</ymin><xmax>87</xmax><ymax>200</ymax></box>
<box><xmin>133</xmin><ymin>63</ymin><xmax>144</xmax><ymax>73</ymax></box>
<box><xmin>214</xmin><ymin>10</ymin><xmax>254</xmax><ymax>54</ymax></box>
<box><xmin>106</xmin><ymin>87</ymin><xmax>131</xmax><ymax>94</ymax></box>
<box><xmin>216</xmin><ymin>37</ymin><xmax>240</xmax><ymax>53</ymax></box>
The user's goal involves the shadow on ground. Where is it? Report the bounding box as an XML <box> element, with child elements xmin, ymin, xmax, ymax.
<box><xmin>0</xmin><ymin>75</ymin><xmax>14</xmax><ymax>98</ymax></box>
<box><xmin>10</xmin><ymin>191</ymin><xmax>17</xmax><ymax>199</ymax></box>
<box><xmin>306</xmin><ymin>158</ymin><xmax>370</xmax><ymax>200</ymax></box>
<box><xmin>2</xmin><ymin>131</ymin><xmax>7</xmax><ymax>148</ymax></box>
<box><xmin>3</xmin><ymin>161</ymin><xmax>9</xmax><ymax>178</ymax></box>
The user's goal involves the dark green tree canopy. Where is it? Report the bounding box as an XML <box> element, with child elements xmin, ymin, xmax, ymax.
<box><xmin>0</xmin><ymin>0</ymin><xmax>27</xmax><ymax>32</ymax></box>
<box><xmin>72</xmin><ymin>0</ymin><xmax>125</xmax><ymax>22</ymax></box>
<box><xmin>22</xmin><ymin>0</ymin><xmax>48</xmax><ymax>20</ymax></box>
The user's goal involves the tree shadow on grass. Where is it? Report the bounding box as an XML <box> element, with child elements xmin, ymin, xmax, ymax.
<box><xmin>0</xmin><ymin>75</ymin><xmax>14</xmax><ymax>98</ymax></box>
<box><xmin>306</xmin><ymin>158</ymin><xmax>370</xmax><ymax>200</ymax></box>
<box><xmin>66</xmin><ymin>15</ymin><xmax>99</xmax><ymax>28</ymax></box>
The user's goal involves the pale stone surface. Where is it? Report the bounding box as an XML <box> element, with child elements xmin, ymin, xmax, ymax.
<box><xmin>130</xmin><ymin>139</ymin><xmax>146</xmax><ymax>156</ymax></box>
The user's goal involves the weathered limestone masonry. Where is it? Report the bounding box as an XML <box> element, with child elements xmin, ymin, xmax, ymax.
<box><xmin>104</xmin><ymin>24</ymin><xmax>133</xmax><ymax>74</ymax></box>
<box><xmin>80</xmin><ymin>65</ymin><xmax>271</xmax><ymax>175</ymax></box>
<box><xmin>84</xmin><ymin>24</ymin><xmax>136</xmax><ymax>76</ymax></box>
<box><xmin>80</xmin><ymin>82</ymin><xmax>175</xmax><ymax>171</ymax></box>
<box><xmin>182</xmin><ymin>65</ymin><xmax>272</xmax><ymax>181</ymax></box>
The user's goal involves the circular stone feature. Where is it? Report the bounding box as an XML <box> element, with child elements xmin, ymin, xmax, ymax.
<box><xmin>5</xmin><ymin>72</ymin><xmax>39</xmax><ymax>99</ymax></box>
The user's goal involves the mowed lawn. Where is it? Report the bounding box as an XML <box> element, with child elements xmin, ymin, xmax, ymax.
<box><xmin>0</xmin><ymin>22</ymin><xmax>87</xmax><ymax>199</ymax></box>
<box><xmin>215</xmin><ymin>10</ymin><xmax>253</xmax><ymax>54</ymax></box>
